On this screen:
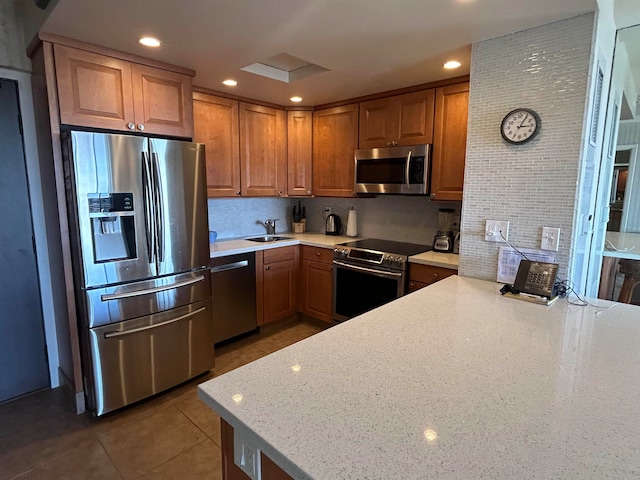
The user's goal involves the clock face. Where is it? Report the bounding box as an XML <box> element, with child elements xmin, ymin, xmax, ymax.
<box><xmin>501</xmin><ymin>108</ymin><xmax>540</xmax><ymax>144</ymax></box>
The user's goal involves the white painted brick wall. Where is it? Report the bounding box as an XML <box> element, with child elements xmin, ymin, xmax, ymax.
<box><xmin>460</xmin><ymin>14</ymin><xmax>596</xmax><ymax>282</ymax></box>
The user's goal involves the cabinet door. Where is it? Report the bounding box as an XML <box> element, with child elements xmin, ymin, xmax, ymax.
<box><xmin>359</xmin><ymin>97</ymin><xmax>394</xmax><ymax>149</ymax></box>
<box><xmin>299</xmin><ymin>246</ymin><xmax>333</xmax><ymax>324</ymax></box>
<box><xmin>131</xmin><ymin>64</ymin><xmax>194</xmax><ymax>138</ymax></box>
<box><xmin>396</xmin><ymin>89</ymin><xmax>435</xmax><ymax>146</ymax></box>
<box><xmin>431</xmin><ymin>83</ymin><xmax>469</xmax><ymax>201</ymax></box>
<box><xmin>312</xmin><ymin>104</ymin><xmax>359</xmax><ymax>197</ymax></box>
<box><xmin>193</xmin><ymin>93</ymin><xmax>241</xmax><ymax>197</ymax></box>
<box><xmin>54</xmin><ymin>44</ymin><xmax>136</xmax><ymax>131</ymax></box>
<box><xmin>409</xmin><ymin>263</ymin><xmax>457</xmax><ymax>287</ymax></box>
<box><xmin>287</xmin><ymin>110</ymin><xmax>313</xmax><ymax>196</ymax></box>
<box><xmin>257</xmin><ymin>247</ymin><xmax>298</xmax><ymax>325</ymax></box>
<box><xmin>359</xmin><ymin>90</ymin><xmax>435</xmax><ymax>149</ymax></box>
<box><xmin>240</xmin><ymin>103</ymin><xmax>287</xmax><ymax>197</ymax></box>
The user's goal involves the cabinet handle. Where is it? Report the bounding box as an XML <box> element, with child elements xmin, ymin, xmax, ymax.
<box><xmin>137</xmin><ymin>124</ymin><xmax>145</xmax><ymax>131</ymax></box>
<box><xmin>127</xmin><ymin>123</ymin><xmax>135</xmax><ymax>130</ymax></box>
<box><xmin>277</xmin><ymin>191</ymin><xmax>282</xmax><ymax>196</ymax></box>
<box><xmin>236</xmin><ymin>191</ymin><xmax>241</xmax><ymax>196</ymax></box>
<box><xmin>306</xmin><ymin>190</ymin><xmax>311</xmax><ymax>195</ymax></box>
<box><xmin>432</xmin><ymin>273</ymin><xmax>439</xmax><ymax>280</ymax></box>
<box><xmin>386</xmin><ymin>141</ymin><xmax>392</xmax><ymax>146</ymax></box>
<box><xmin>431</xmin><ymin>193</ymin><xmax>436</xmax><ymax>199</ymax></box>
<box><xmin>316</xmin><ymin>252</ymin><xmax>321</xmax><ymax>256</ymax></box>
<box><xmin>265</xmin><ymin>265</ymin><xmax>270</xmax><ymax>270</ymax></box>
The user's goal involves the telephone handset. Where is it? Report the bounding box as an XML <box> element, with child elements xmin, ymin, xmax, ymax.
<box><xmin>511</xmin><ymin>260</ymin><xmax>559</xmax><ymax>298</ymax></box>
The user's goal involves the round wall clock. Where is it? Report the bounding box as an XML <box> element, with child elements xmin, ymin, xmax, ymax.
<box><xmin>500</xmin><ymin>108</ymin><xmax>541</xmax><ymax>144</ymax></box>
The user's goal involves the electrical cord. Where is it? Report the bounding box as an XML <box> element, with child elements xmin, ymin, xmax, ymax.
<box><xmin>498</xmin><ymin>230</ymin><xmax>531</xmax><ymax>260</ymax></box>
<box><xmin>604</xmin><ymin>239</ymin><xmax>635</xmax><ymax>252</ymax></box>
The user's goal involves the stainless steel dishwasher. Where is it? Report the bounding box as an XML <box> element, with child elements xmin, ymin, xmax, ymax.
<box><xmin>210</xmin><ymin>252</ymin><xmax>257</xmax><ymax>343</ymax></box>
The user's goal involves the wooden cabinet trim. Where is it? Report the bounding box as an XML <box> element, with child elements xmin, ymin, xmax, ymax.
<box><xmin>39</xmin><ymin>32</ymin><xmax>195</xmax><ymax>76</ymax></box>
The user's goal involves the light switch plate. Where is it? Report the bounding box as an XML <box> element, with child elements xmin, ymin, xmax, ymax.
<box><xmin>234</xmin><ymin>426</ymin><xmax>261</xmax><ymax>480</ymax></box>
<box><xmin>541</xmin><ymin>227</ymin><xmax>560</xmax><ymax>251</ymax></box>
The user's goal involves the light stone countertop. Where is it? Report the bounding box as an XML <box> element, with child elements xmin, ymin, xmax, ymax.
<box><xmin>199</xmin><ymin>276</ymin><xmax>640</xmax><ymax>480</ymax></box>
<box><xmin>210</xmin><ymin>233</ymin><xmax>459</xmax><ymax>269</ymax></box>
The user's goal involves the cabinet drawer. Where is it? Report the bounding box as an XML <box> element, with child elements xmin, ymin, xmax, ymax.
<box><xmin>409</xmin><ymin>264</ymin><xmax>456</xmax><ymax>285</ymax></box>
<box><xmin>301</xmin><ymin>245</ymin><xmax>333</xmax><ymax>264</ymax></box>
<box><xmin>263</xmin><ymin>245</ymin><xmax>297</xmax><ymax>263</ymax></box>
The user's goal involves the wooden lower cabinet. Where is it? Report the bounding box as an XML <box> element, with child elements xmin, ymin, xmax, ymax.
<box><xmin>256</xmin><ymin>246</ymin><xmax>298</xmax><ymax>325</ymax></box>
<box><xmin>408</xmin><ymin>263</ymin><xmax>457</xmax><ymax>292</ymax></box>
<box><xmin>299</xmin><ymin>246</ymin><xmax>334</xmax><ymax>324</ymax></box>
<box><xmin>221</xmin><ymin>419</ymin><xmax>293</xmax><ymax>480</ymax></box>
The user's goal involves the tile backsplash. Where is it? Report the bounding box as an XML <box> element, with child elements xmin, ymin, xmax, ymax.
<box><xmin>208</xmin><ymin>196</ymin><xmax>460</xmax><ymax>246</ymax></box>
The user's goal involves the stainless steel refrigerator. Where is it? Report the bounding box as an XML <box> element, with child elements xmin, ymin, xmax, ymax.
<box><xmin>64</xmin><ymin>131</ymin><xmax>213</xmax><ymax>416</ymax></box>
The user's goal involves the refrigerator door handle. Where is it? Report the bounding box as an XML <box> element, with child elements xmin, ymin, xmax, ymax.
<box><xmin>103</xmin><ymin>306</ymin><xmax>206</xmax><ymax>338</ymax></box>
<box><xmin>151</xmin><ymin>152</ymin><xmax>164</xmax><ymax>263</ymax></box>
<box><xmin>141</xmin><ymin>151</ymin><xmax>155</xmax><ymax>264</ymax></box>
<box><xmin>100</xmin><ymin>274</ymin><xmax>206</xmax><ymax>301</ymax></box>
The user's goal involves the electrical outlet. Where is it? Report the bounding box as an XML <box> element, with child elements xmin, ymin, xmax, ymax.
<box><xmin>485</xmin><ymin>220</ymin><xmax>510</xmax><ymax>242</ymax></box>
<box><xmin>234</xmin><ymin>428</ymin><xmax>261</xmax><ymax>480</ymax></box>
<box><xmin>541</xmin><ymin>227</ymin><xmax>560</xmax><ymax>251</ymax></box>
<box><xmin>324</xmin><ymin>206</ymin><xmax>332</xmax><ymax>215</ymax></box>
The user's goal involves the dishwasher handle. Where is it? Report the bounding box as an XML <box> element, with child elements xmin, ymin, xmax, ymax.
<box><xmin>210</xmin><ymin>260</ymin><xmax>249</xmax><ymax>273</ymax></box>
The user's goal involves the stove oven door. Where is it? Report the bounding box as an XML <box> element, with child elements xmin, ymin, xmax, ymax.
<box><xmin>332</xmin><ymin>260</ymin><xmax>406</xmax><ymax>322</ymax></box>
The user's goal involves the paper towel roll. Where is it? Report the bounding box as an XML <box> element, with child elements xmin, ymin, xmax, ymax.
<box><xmin>346</xmin><ymin>209</ymin><xmax>357</xmax><ymax>237</ymax></box>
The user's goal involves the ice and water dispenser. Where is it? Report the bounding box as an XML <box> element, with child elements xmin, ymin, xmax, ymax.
<box><xmin>88</xmin><ymin>193</ymin><xmax>136</xmax><ymax>263</ymax></box>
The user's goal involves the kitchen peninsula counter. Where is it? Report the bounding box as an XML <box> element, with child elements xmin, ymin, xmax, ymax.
<box><xmin>199</xmin><ymin>276</ymin><xmax>640</xmax><ymax>480</ymax></box>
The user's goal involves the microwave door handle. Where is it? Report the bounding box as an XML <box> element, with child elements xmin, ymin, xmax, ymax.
<box><xmin>405</xmin><ymin>150</ymin><xmax>412</xmax><ymax>189</ymax></box>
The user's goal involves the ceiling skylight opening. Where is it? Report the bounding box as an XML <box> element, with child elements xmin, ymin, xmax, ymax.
<box><xmin>444</xmin><ymin>60</ymin><xmax>462</xmax><ymax>70</ymax></box>
<box><xmin>222</xmin><ymin>79</ymin><xmax>238</xmax><ymax>87</ymax></box>
<box><xmin>290</xmin><ymin>96</ymin><xmax>303</xmax><ymax>103</ymax></box>
<box><xmin>241</xmin><ymin>53</ymin><xmax>329</xmax><ymax>83</ymax></box>
<box><xmin>139</xmin><ymin>36</ymin><xmax>161</xmax><ymax>48</ymax></box>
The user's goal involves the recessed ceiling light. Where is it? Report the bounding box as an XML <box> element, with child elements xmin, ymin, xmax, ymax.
<box><xmin>222</xmin><ymin>79</ymin><xmax>238</xmax><ymax>87</ymax></box>
<box><xmin>444</xmin><ymin>60</ymin><xmax>462</xmax><ymax>70</ymax></box>
<box><xmin>290</xmin><ymin>96</ymin><xmax>302</xmax><ymax>103</ymax></box>
<box><xmin>139</xmin><ymin>36</ymin><xmax>161</xmax><ymax>48</ymax></box>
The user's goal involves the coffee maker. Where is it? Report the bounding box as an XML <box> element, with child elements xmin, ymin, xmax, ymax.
<box><xmin>433</xmin><ymin>208</ymin><xmax>455</xmax><ymax>252</ymax></box>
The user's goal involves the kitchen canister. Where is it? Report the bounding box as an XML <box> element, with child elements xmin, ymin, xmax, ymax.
<box><xmin>346</xmin><ymin>208</ymin><xmax>357</xmax><ymax>237</ymax></box>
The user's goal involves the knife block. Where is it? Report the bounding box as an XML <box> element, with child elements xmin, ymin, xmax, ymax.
<box><xmin>293</xmin><ymin>220</ymin><xmax>306</xmax><ymax>233</ymax></box>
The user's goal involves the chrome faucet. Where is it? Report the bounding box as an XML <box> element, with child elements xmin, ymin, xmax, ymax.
<box><xmin>258</xmin><ymin>219</ymin><xmax>278</xmax><ymax>235</ymax></box>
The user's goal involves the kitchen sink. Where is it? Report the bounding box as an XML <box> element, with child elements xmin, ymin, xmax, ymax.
<box><xmin>245</xmin><ymin>236</ymin><xmax>292</xmax><ymax>243</ymax></box>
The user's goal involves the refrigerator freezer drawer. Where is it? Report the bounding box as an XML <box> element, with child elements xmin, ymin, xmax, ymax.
<box><xmin>88</xmin><ymin>298</ymin><xmax>213</xmax><ymax>416</ymax></box>
<box><xmin>85</xmin><ymin>270</ymin><xmax>211</xmax><ymax>328</ymax></box>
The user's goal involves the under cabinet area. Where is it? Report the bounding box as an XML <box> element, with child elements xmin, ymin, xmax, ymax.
<box><xmin>53</xmin><ymin>43</ymin><xmax>194</xmax><ymax>137</ymax></box>
<box><xmin>299</xmin><ymin>246</ymin><xmax>334</xmax><ymax>324</ymax></box>
<box><xmin>312</xmin><ymin>104</ymin><xmax>359</xmax><ymax>197</ymax></box>
<box><xmin>359</xmin><ymin>89</ymin><xmax>435</xmax><ymax>149</ymax></box>
<box><xmin>256</xmin><ymin>246</ymin><xmax>299</xmax><ymax>325</ymax></box>
<box><xmin>430</xmin><ymin>82</ymin><xmax>469</xmax><ymax>201</ymax></box>
<box><xmin>408</xmin><ymin>263</ymin><xmax>457</xmax><ymax>292</ymax></box>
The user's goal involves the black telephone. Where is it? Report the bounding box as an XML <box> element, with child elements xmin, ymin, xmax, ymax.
<box><xmin>511</xmin><ymin>260</ymin><xmax>559</xmax><ymax>298</ymax></box>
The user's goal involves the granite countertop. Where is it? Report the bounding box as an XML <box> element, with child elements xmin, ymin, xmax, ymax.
<box><xmin>199</xmin><ymin>276</ymin><xmax>640</xmax><ymax>479</ymax></box>
<box><xmin>604</xmin><ymin>231</ymin><xmax>640</xmax><ymax>260</ymax></box>
<box><xmin>210</xmin><ymin>233</ymin><xmax>459</xmax><ymax>269</ymax></box>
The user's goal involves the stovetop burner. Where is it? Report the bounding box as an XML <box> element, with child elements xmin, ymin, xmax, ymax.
<box><xmin>337</xmin><ymin>239</ymin><xmax>432</xmax><ymax>257</ymax></box>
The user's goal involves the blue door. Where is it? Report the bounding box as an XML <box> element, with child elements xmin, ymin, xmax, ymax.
<box><xmin>0</xmin><ymin>78</ymin><xmax>49</xmax><ymax>402</ymax></box>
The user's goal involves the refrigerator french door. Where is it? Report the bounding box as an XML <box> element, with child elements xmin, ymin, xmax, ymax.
<box><xmin>65</xmin><ymin>131</ymin><xmax>213</xmax><ymax>415</ymax></box>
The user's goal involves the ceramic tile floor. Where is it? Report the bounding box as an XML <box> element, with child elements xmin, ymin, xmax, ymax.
<box><xmin>0</xmin><ymin>318</ymin><xmax>326</xmax><ymax>480</ymax></box>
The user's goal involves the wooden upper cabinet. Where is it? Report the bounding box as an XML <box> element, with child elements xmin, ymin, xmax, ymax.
<box><xmin>193</xmin><ymin>93</ymin><xmax>240</xmax><ymax>197</ymax></box>
<box><xmin>54</xmin><ymin>44</ymin><xmax>135</xmax><ymax>132</ymax></box>
<box><xmin>359</xmin><ymin>89</ymin><xmax>435</xmax><ymax>149</ymax></box>
<box><xmin>239</xmin><ymin>103</ymin><xmax>287</xmax><ymax>197</ymax></box>
<box><xmin>131</xmin><ymin>64</ymin><xmax>193</xmax><ymax>137</ymax></box>
<box><xmin>287</xmin><ymin>110</ymin><xmax>313</xmax><ymax>196</ymax></box>
<box><xmin>431</xmin><ymin>82</ymin><xmax>469</xmax><ymax>201</ymax></box>
<box><xmin>54</xmin><ymin>44</ymin><xmax>193</xmax><ymax>137</ymax></box>
<box><xmin>312</xmin><ymin>104</ymin><xmax>359</xmax><ymax>197</ymax></box>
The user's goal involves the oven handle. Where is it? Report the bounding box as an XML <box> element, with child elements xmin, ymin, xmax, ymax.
<box><xmin>333</xmin><ymin>260</ymin><xmax>403</xmax><ymax>278</ymax></box>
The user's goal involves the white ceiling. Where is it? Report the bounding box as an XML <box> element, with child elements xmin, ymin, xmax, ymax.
<box><xmin>38</xmin><ymin>0</ymin><xmax>601</xmax><ymax>106</ymax></box>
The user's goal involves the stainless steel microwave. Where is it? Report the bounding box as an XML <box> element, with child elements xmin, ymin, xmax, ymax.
<box><xmin>354</xmin><ymin>144</ymin><xmax>431</xmax><ymax>195</ymax></box>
